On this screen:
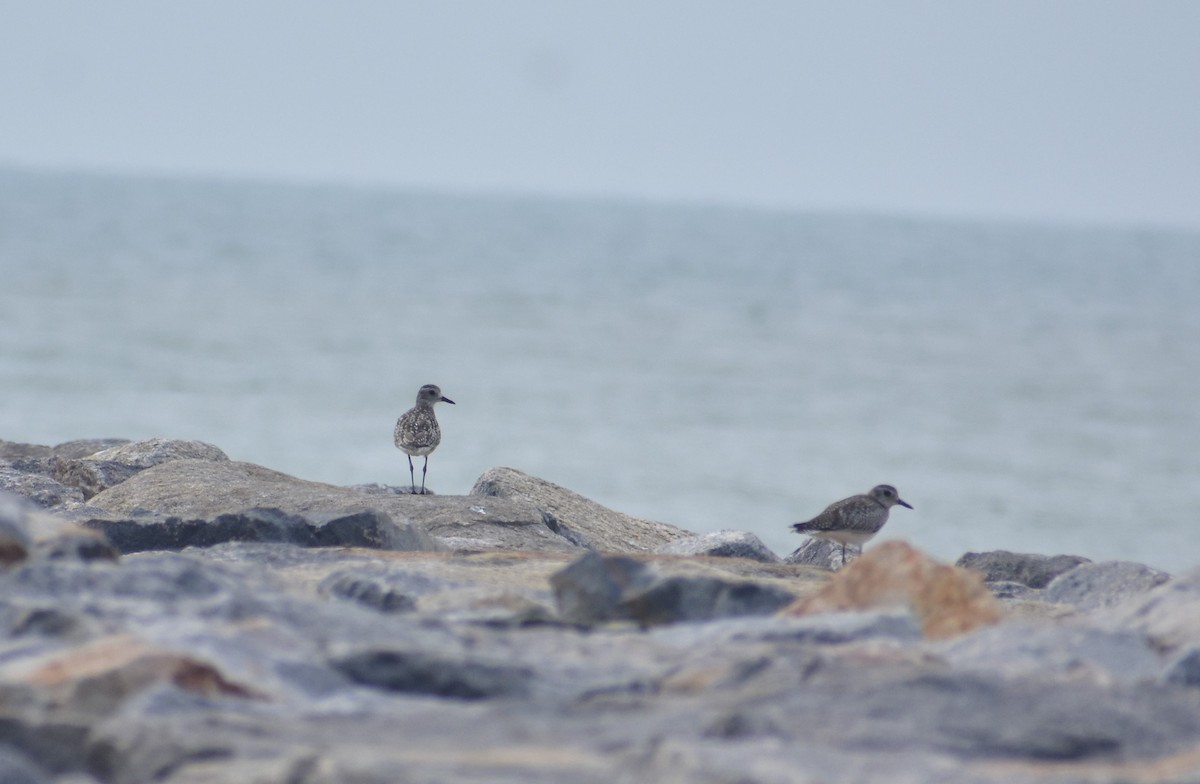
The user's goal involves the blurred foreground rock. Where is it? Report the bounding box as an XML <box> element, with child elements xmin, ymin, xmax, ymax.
<box><xmin>782</xmin><ymin>540</ymin><xmax>1005</xmax><ymax>639</ymax></box>
<box><xmin>1</xmin><ymin>436</ymin><xmax>1199</xmax><ymax>783</ymax></box>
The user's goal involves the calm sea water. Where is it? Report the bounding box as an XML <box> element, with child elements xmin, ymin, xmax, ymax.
<box><xmin>2</xmin><ymin>168</ymin><xmax>1199</xmax><ymax>571</ymax></box>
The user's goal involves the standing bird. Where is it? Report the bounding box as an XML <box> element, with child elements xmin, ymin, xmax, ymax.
<box><xmin>791</xmin><ymin>484</ymin><xmax>913</xmax><ymax>565</ymax></box>
<box><xmin>393</xmin><ymin>384</ymin><xmax>455</xmax><ymax>494</ymax></box>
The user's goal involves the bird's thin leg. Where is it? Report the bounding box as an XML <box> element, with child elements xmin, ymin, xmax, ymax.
<box><xmin>841</xmin><ymin>542</ymin><xmax>847</xmax><ymax>565</ymax></box>
<box><xmin>420</xmin><ymin>456</ymin><xmax>429</xmax><ymax>495</ymax></box>
<box><xmin>407</xmin><ymin>455</ymin><xmax>416</xmax><ymax>494</ymax></box>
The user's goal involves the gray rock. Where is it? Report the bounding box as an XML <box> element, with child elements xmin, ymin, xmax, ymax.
<box><xmin>331</xmin><ymin>648</ymin><xmax>535</xmax><ymax>700</ymax></box>
<box><xmin>550</xmin><ymin>551</ymin><xmax>655</xmax><ymax>625</ymax></box>
<box><xmin>1162</xmin><ymin>647</ymin><xmax>1200</xmax><ymax>688</ymax></box>
<box><xmin>0</xmin><ymin>465</ymin><xmax>84</xmax><ymax>508</ymax></box>
<box><xmin>1099</xmin><ymin>567</ymin><xmax>1200</xmax><ymax>652</ymax></box>
<box><xmin>319</xmin><ymin>571</ymin><xmax>418</xmax><ymax>613</ymax></box>
<box><xmin>49</xmin><ymin>460</ymin><xmax>142</xmax><ymax>502</ymax></box>
<box><xmin>957</xmin><ymin>550</ymin><xmax>1092</xmax><ymax>588</ymax></box>
<box><xmin>471</xmin><ymin>466</ymin><xmax>693</xmax><ymax>552</ymax></box>
<box><xmin>550</xmin><ymin>551</ymin><xmax>798</xmax><ymax>627</ymax></box>
<box><xmin>51</xmin><ymin>438</ymin><xmax>131</xmax><ymax>460</ymax></box>
<box><xmin>648</xmin><ymin>611</ymin><xmax>924</xmax><ymax>648</ymax></box>
<box><xmin>986</xmin><ymin>580</ymin><xmax>1042</xmax><ymax>600</ymax></box>
<box><xmin>655</xmin><ymin>530</ymin><xmax>780</xmax><ymax>562</ymax></box>
<box><xmin>86</xmin><ymin>437</ymin><xmax>229</xmax><ymax>468</ymax></box>
<box><xmin>79</xmin><ymin>507</ymin><xmax>439</xmax><ymax>554</ymax></box>
<box><xmin>1043</xmin><ymin>560</ymin><xmax>1171</xmax><ymax>611</ymax></box>
<box><xmin>51</xmin><ymin>437</ymin><xmax>228</xmax><ymax>500</ymax></box>
<box><xmin>0</xmin><ymin>440</ymin><xmax>53</xmax><ymax>461</ymax></box>
<box><xmin>86</xmin><ymin>460</ymin><xmax>580</xmax><ymax>553</ymax></box>
<box><xmin>784</xmin><ymin>537</ymin><xmax>851</xmax><ymax>569</ymax></box>
<box><xmin>0</xmin><ymin>491</ymin><xmax>34</xmax><ymax>565</ymax></box>
<box><xmin>933</xmin><ymin>622</ymin><xmax>1163</xmax><ymax>683</ymax></box>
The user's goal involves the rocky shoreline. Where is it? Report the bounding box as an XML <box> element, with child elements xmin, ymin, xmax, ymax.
<box><xmin>2</xmin><ymin>437</ymin><xmax>1199</xmax><ymax>783</ymax></box>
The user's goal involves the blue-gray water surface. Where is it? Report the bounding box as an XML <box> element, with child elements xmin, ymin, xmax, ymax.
<box><xmin>3</xmin><ymin>168</ymin><xmax>1198</xmax><ymax>571</ymax></box>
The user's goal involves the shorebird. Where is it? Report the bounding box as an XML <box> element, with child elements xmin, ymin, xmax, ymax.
<box><xmin>791</xmin><ymin>484</ymin><xmax>913</xmax><ymax>564</ymax></box>
<box><xmin>393</xmin><ymin>384</ymin><xmax>454</xmax><ymax>494</ymax></box>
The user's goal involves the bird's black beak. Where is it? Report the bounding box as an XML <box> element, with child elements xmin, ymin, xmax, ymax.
<box><xmin>441</xmin><ymin>396</ymin><xmax>456</xmax><ymax>405</ymax></box>
<box><xmin>898</xmin><ymin>499</ymin><xmax>913</xmax><ymax>510</ymax></box>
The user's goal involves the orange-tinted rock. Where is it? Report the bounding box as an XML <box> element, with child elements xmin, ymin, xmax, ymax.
<box><xmin>779</xmin><ymin>540</ymin><xmax>1004</xmax><ymax>639</ymax></box>
<box><xmin>7</xmin><ymin>635</ymin><xmax>263</xmax><ymax>712</ymax></box>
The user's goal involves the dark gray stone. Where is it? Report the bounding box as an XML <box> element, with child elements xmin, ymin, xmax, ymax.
<box><xmin>319</xmin><ymin>572</ymin><xmax>417</xmax><ymax>613</ymax></box>
<box><xmin>0</xmin><ymin>745</ymin><xmax>53</xmax><ymax>784</ymax></box>
<box><xmin>550</xmin><ymin>551</ymin><xmax>798</xmax><ymax>627</ymax></box>
<box><xmin>619</xmin><ymin>574</ymin><xmax>797</xmax><ymax>625</ymax></box>
<box><xmin>307</xmin><ymin>509</ymin><xmax>440</xmax><ymax>550</ymax></box>
<box><xmin>331</xmin><ymin>648</ymin><xmax>534</xmax><ymax>700</ymax></box>
<box><xmin>1162</xmin><ymin>647</ymin><xmax>1200</xmax><ymax>688</ymax></box>
<box><xmin>656</xmin><ymin>530</ymin><xmax>780</xmax><ymax>562</ymax></box>
<box><xmin>1044</xmin><ymin>561</ymin><xmax>1171</xmax><ymax>611</ymax></box>
<box><xmin>957</xmin><ymin>550</ymin><xmax>1092</xmax><ymax>589</ymax></box>
<box><xmin>79</xmin><ymin>507</ymin><xmax>439</xmax><ymax>554</ymax></box>
<box><xmin>549</xmin><ymin>551</ymin><xmax>656</xmax><ymax>625</ymax></box>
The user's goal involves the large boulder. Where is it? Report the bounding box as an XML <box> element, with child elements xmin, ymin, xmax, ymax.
<box><xmin>1043</xmin><ymin>561</ymin><xmax>1171</xmax><ymax>611</ymax></box>
<box><xmin>470</xmin><ymin>467</ymin><xmax>693</xmax><ymax>552</ymax></box>
<box><xmin>1094</xmin><ymin>566</ymin><xmax>1200</xmax><ymax>653</ymax></box>
<box><xmin>956</xmin><ymin>550</ymin><xmax>1092</xmax><ymax>589</ymax></box>
<box><xmin>550</xmin><ymin>551</ymin><xmax>800</xmax><ymax>626</ymax></box>
<box><xmin>52</xmin><ymin>437</ymin><xmax>229</xmax><ymax>500</ymax></box>
<box><xmin>84</xmin><ymin>460</ymin><xmax>579</xmax><ymax>553</ymax></box>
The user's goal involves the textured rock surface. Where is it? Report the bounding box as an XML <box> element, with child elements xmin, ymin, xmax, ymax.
<box><xmin>83</xmin><ymin>460</ymin><xmax>582</xmax><ymax>553</ymax></box>
<box><xmin>957</xmin><ymin>549</ymin><xmax>1092</xmax><ymax>588</ymax></box>
<box><xmin>51</xmin><ymin>437</ymin><xmax>230</xmax><ymax>500</ymax></box>
<box><xmin>1044</xmin><ymin>560</ymin><xmax>1171</xmax><ymax>610</ymax></box>
<box><xmin>784</xmin><ymin>537</ymin><xmax>851</xmax><ymax>569</ymax></box>
<box><xmin>0</xmin><ymin>465</ymin><xmax>84</xmax><ymax>508</ymax></box>
<box><xmin>79</xmin><ymin>507</ymin><xmax>440</xmax><ymax>554</ymax></box>
<box><xmin>0</xmin><ymin>492</ymin><xmax>34</xmax><ymax>565</ymax></box>
<box><xmin>550</xmin><ymin>551</ymin><xmax>804</xmax><ymax>627</ymax></box>
<box><xmin>655</xmin><ymin>529</ymin><xmax>780</xmax><ymax>562</ymax></box>
<box><xmin>1095</xmin><ymin>566</ymin><xmax>1200</xmax><ymax>652</ymax></box>
<box><xmin>471</xmin><ymin>466</ymin><xmax>692</xmax><ymax>552</ymax></box>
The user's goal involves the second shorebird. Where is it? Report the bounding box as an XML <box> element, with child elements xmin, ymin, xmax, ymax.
<box><xmin>791</xmin><ymin>484</ymin><xmax>913</xmax><ymax>565</ymax></box>
<box><xmin>394</xmin><ymin>384</ymin><xmax>455</xmax><ymax>494</ymax></box>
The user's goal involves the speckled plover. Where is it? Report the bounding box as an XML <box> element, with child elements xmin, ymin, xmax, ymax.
<box><xmin>394</xmin><ymin>384</ymin><xmax>454</xmax><ymax>494</ymax></box>
<box><xmin>792</xmin><ymin>484</ymin><xmax>913</xmax><ymax>564</ymax></box>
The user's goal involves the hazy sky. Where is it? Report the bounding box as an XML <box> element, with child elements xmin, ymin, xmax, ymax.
<box><xmin>2</xmin><ymin>2</ymin><xmax>1198</xmax><ymax>229</ymax></box>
